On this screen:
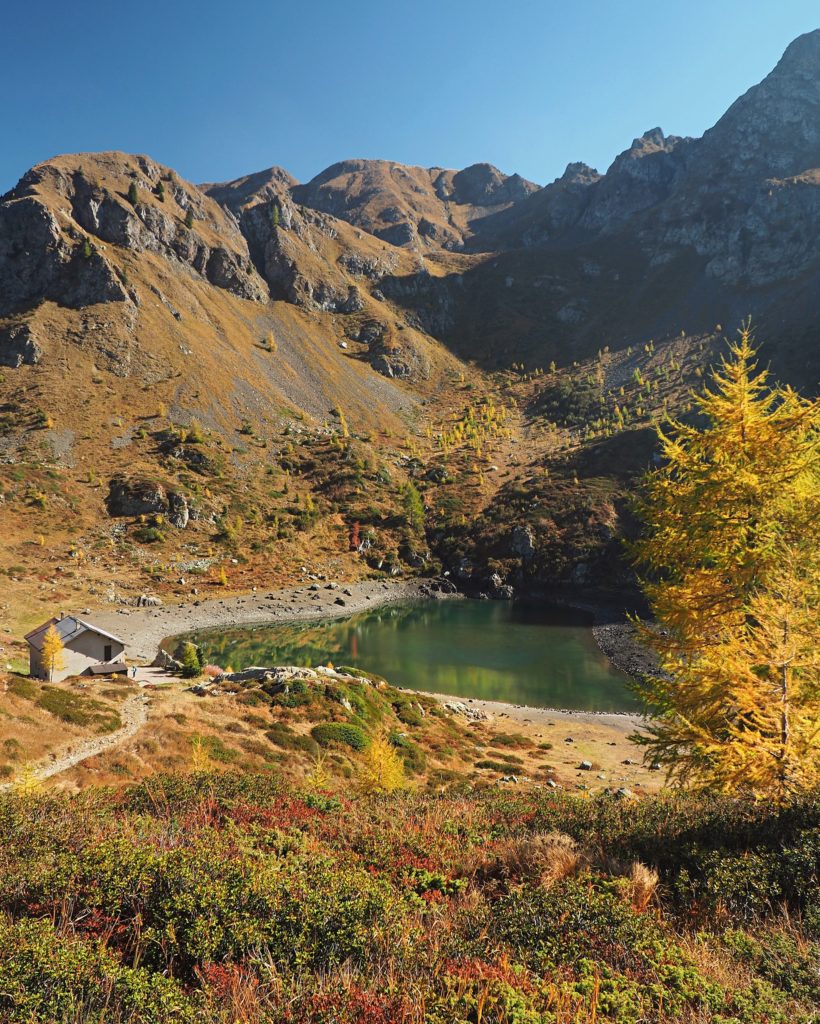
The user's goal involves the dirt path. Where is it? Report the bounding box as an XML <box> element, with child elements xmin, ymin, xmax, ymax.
<box><xmin>0</xmin><ymin>693</ymin><xmax>150</xmax><ymax>790</ymax></box>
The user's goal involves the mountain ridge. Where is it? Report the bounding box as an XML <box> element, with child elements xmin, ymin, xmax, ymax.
<box><xmin>0</xmin><ymin>31</ymin><xmax>817</xmax><ymax>632</ymax></box>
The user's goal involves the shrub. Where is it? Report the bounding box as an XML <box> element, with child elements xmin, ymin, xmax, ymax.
<box><xmin>37</xmin><ymin>688</ymin><xmax>120</xmax><ymax>732</ymax></box>
<box><xmin>0</xmin><ymin>917</ymin><xmax>196</xmax><ymax>1022</ymax></box>
<box><xmin>475</xmin><ymin>759</ymin><xmax>524</xmax><ymax>773</ymax></box>
<box><xmin>392</xmin><ymin>698</ymin><xmax>423</xmax><ymax>727</ymax></box>
<box><xmin>389</xmin><ymin>732</ymin><xmax>427</xmax><ymax>774</ymax></box>
<box><xmin>179</xmin><ymin>642</ymin><xmax>202</xmax><ymax>679</ymax></box>
<box><xmin>266</xmin><ymin>722</ymin><xmax>319</xmax><ymax>755</ymax></box>
<box><xmin>135</xmin><ymin>525</ymin><xmax>165</xmax><ymax>543</ymax></box>
<box><xmin>310</xmin><ymin>723</ymin><xmax>368</xmax><ymax>751</ymax></box>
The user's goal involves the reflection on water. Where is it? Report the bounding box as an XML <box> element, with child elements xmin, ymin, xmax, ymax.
<box><xmin>183</xmin><ymin>599</ymin><xmax>639</xmax><ymax>713</ymax></box>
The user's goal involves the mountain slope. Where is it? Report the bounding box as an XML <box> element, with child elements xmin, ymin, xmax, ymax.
<box><xmin>0</xmin><ymin>32</ymin><xmax>818</xmax><ymax>632</ymax></box>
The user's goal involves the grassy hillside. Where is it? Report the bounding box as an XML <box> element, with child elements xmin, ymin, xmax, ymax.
<box><xmin>0</xmin><ymin>772</ymin><xmax>817</xmax><ymax>1022</ymax></box>
<box><xmin>0</xmin><ymin>305</ymin><xmax>736</xmax><ymax>639</ymax></box>
<box><xmin>0</xmin><ymin>658</ymin><xmax>660</xmax><ymax>796</ymax></box>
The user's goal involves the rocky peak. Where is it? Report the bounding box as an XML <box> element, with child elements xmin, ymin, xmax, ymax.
<box><xmin>450</xmin><ymin>162</ymin><xmax>538</xmax><ymax>205</ymax></box>
<box><xmin>201</xmin><ymin>166</ymin><xmax>297</xmax><ymax>213</ymax></box>
<box><xmin>290</xmin><ymin>157</ymin><xmax>538</xmax><ymax>249</ymax></box>
<box><xmin>558</xmin><ymin>162</ymin><xmax>601</xmax><ymax>186</ymax></box>
<box><xmin>775</xmin><ymin>27</ymin><xmax>820</xmax><ymax>79</ymax></box>
<box><xmin>608</xmin><ymin>127</ymin><xmax>688</xmax><ymax>176</ymax></box>
<box><xmin>0</xmin><ymin>152</ymin><xmax>268</xmax><ymax>316</ymax></box>
<box><xmin>696</xmin><ymin>29</ymin><xmax>820</xmax><ymax>180</ymax></box>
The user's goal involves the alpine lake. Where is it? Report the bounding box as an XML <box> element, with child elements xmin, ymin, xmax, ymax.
<box><xmin>183</xmin><ymin>599</ymin><xmax>639</xmax><ymax>713</ymax></box>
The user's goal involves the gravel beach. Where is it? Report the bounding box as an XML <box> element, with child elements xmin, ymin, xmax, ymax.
<box><xmin>92</xmin><ymin>577</ymin><xmax>440</xmax><ymax>663</ymax></box>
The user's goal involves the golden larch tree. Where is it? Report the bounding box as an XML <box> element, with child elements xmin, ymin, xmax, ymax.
<box><xmin>357</xmin><ymin>735</ymin><xmax>405</xmax><ymax>795</ymax></box>
<box><xmin>632</xmin><ymin>325</ymin><xmax>819</xmax><ymax>800</ymax></box>
<box><xmin>40</xmin><ymin>624</ymin><xmax>66</xmax><ymax>682</ymax></box>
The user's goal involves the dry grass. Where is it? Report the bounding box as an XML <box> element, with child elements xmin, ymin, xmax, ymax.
<box><xmin>468</xmin><ymin>831</ymin><xmax>584</xmax><ymax>887</ymax></box>
<box><xmin>628</xmin><ymin>860</ymin><xmax>660</xmax><ymax>912</ymax></box>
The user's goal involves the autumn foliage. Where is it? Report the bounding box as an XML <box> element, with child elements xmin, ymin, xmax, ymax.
<box><xmin>40</xmin><ymin>624</ymin><xmax>65</xmax><ymax>682</ymax></box>
<box><xmin>632</xmin><ymin>326</ymin><xmax>819</xmax><ymax>799</ymax></box>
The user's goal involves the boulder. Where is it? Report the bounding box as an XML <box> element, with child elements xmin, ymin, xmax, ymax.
<box><xmin>0</xmin><ymin>323</ymin><xmax>42</xmax><ymax>368</ymax></box>
<box><xmin>106</xmin><ymin>476</ymin><xmax>168</xmax><ymax>517</ymax></box>
<box><xmin>167</xmin><ymin>491</ymin><xmax>189</xmax><ymax>529</ymax></box>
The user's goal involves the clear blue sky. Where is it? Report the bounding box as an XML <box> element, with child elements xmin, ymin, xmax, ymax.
<box><xmin>2</xmin><ymin>0</ymin><xmax>817</xmax><ymax>192</ymax></box>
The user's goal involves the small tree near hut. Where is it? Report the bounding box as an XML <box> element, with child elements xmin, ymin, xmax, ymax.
<box><xmin>180</xmin><ymin>642</ymin><xmax>202</xmax><ymax>679</ymax></box>
<box><xmin>41</xmin><ymin>625</ymin><xmax>66</xmax><ymax>682</ymax></box>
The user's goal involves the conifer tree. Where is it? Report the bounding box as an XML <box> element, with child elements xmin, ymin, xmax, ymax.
<box><xmin>41</xmin><ymin>624</ymin><xmax>65</xmax><ymax>681</ymax></box>
<box><xmin>127</xmin><ymin>182</ymin><xmax>138</xmax><ymax>205</ymax></box>
<box><xmin>305</xmin><ymin>751</ymin><xmax>332</xmax><ymax>791</ymax></box>
<box><xmin>180</xmin><ymin>642</ymin><xmax>202</xmax><ymax>679</ymax></box>
<box><xmin>14</xmin><ymin>762</ymin><xmax>42</xmax><ymax>797</ymax></box>
<box><xmin>190</xmin><ymin>735</ymin><xmax>211</xmax><ymax>772</ymax></box>
<box><xmin>357</xmin><ymin>735</ymin><xmax>405</xmax><ymax>794</ymax></box>
<box><xmin>184</xmin><ymin>207</ymin><xmax>194</xmax><ymax>228</ymax></box>
<box><xmin>403</xmin><ymin>482</ymin><xmax>425</xmax><ymax>534</ymax></box>
<box><xmin>632</xmin><ymin>325</ymin><xmax>819</xmax><ymax>799</ymax></box>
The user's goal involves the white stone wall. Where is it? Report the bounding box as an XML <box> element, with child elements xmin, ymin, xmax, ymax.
<box><xmin>29</xmin><ymin>632</ymin><xmax>125</xmax><ymax>682</ymax></box>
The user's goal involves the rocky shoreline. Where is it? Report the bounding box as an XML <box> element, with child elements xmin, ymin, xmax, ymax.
<box><xmin>92</xmin><ymin>577</ymin><xmax>454</xmax><ymax>663</ymax></box>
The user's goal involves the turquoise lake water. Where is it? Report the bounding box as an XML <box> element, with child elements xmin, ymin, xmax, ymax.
<box><xmin>185</xmin><ymin>599</ymin><xmax>638</xmax><ymax>712</ymax></box>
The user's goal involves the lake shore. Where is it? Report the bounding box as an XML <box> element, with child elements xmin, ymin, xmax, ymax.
<box><xmin>91</xmin><ymin>580</ymin><xmax>658</xmax><ymax>789</ymax></box>
<box><xmin>92</xmin><ymin>577</ymin><xmax>443</xmax><ymax>663</ymax></box>
<box><xmin>426</xmin><ymin>691</ymin><xmax>659</xmax><ymax>793</ymax></box>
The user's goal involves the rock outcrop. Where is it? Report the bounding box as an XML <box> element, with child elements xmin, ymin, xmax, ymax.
<box><xmin>0</xmin><ymin>323</ymin><xmax>42</xmax><ymax>367</ymax></box>
<box><xmin>0</xmin><ymin>153</ymin><xmax>267</xmax><ymax>316</ymax></box>
<box><xmin>106</xmin><ymin>476</ymin><xmax>189</xmax><ymax>528</ymax></box>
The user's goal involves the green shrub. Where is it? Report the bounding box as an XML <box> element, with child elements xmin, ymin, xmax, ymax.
<box><xmin>389</xmin><ymin>732</ymin><xmax>427</xmax><ymax>774</ymax></box>
<box><xmin>723</xmin><ymin>928</ymin><xmax>820</xmax><ymax>1004</ymax></box>
<box><xmin>475</xmin><ymin>759</ymin><xmax>523</xmax><ymax>773</ymax></box>
<box><xmin>265</xmin><ymin>722</ymin><xmax>319</xmax><ymax>755</ymax></box>
<box><xmin>135</xmin><ymin>525</ymin><xmax>165</xmax><ymax>543</ymax></box>
<box><xmin>198</xmin><ymin>735</ymin><xmax>239</xmax><ymax>763</ymax></box>
<box><xmin>179</xmin><ymin>643</ymin><xmax>202</xmax><ymax>679</ymax></box>
<box><xmin>37</xmin><ymin>688</ymin><xmax>121</xmax><ymax>732</ymax></box>
<box><xmin>267</xmin><ymin>677</ymin><xmax>313</xmax><ymax>707</ymax></box>
<box><xmin>8</xmin><ymin>677</ymin><xmax>37</xmax><ymax>700</ymax></box>
<box><xmin>490</xmin><ymin>732</ymin><xmax>533</xmax><ymax>749</ymax></box>
<box><xmin>0</xmin><ymin>917</ymin><xmax>196</xmax><ymax>1022</ymax></box>
<box><xmin>310</xmin><ymin>723</ymin><xmax>368</xmax><ymax>751</ymax></box>
<box><xmin>392</xmin><ymin>698</ymin><xmax>423</xmax><ymax>727</ymax></box>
